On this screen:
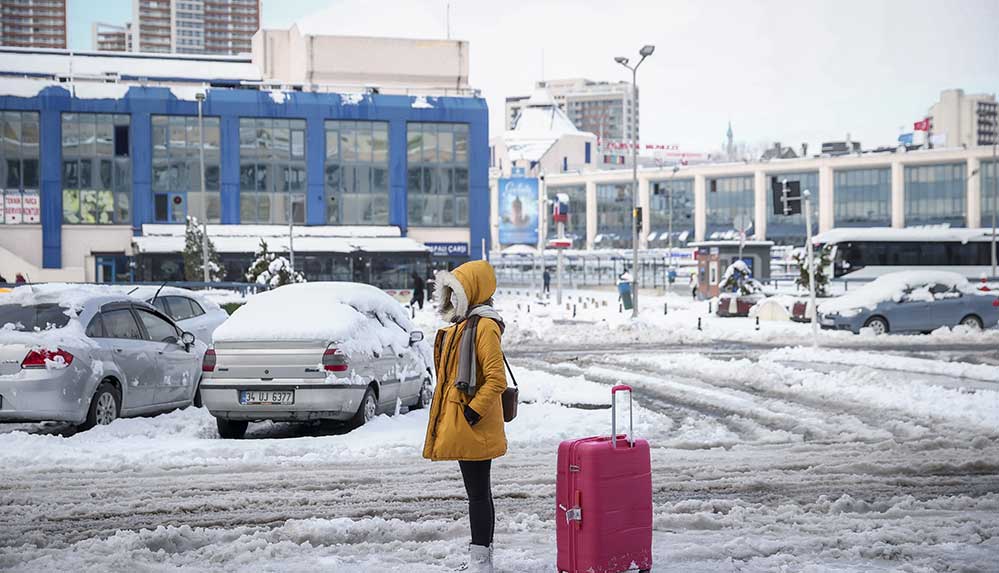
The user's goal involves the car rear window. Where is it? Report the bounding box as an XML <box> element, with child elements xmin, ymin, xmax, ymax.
<box><xmin>164</xmin><ymin>296</ymin><xmax>198</xmax><ymax>321</ymax></box>
<box><xmin>0</xmin><ymin>303</ymin><xmax>72</xmax><ymax>331</ymax></box>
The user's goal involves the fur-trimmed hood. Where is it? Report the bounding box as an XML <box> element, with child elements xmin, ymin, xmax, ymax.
<box><xmin>435</xmin><ymin>260</ymin><xmax>497</xmax><ymax>323</ymax></box>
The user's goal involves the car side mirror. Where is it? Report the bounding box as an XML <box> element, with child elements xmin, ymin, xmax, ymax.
<box><xmin>409</xmin><ymin>331</ymin><xmax>424</xmax><ymax>346</ymax></box>
<box><xmin>181</xmin><ymin>331</ymin><xmax>195</xmax><ymax>350</ymax></box>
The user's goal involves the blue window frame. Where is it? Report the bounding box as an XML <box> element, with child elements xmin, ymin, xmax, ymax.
<box><xmin>595</xmin><ymin>182</ymin><xmax>633</xmax><ymax>248</ymax></box>
<box><xmin>585</xmin><ymin>142</ymin><xmax>591</xmax><ymax>164</ymax></box>
<box><xmin>238</xmin><ymin>117</ymin><xmax>307</xmax><ymax>225</ymax></box>
<box><xmin>61</xmin><ymin>113</ymin><xmax>131</xmax><ymax>225</ymax></box>
<box><xmin>407</xmin><ymin>122</ymin><xmax>469</xmax><ymax>227</ymax></box>
<box><xmin>324</xmin><ymin>120</ymin><xmax>390</xmax><ymax>225</ymax></box>
<box><xmin>650</xmin><ymin>178</ymin><xmax>694</xmax><ymax>244</ymax></box>
<box><xmin>983</xmin><ymin>160</ymin><xmax>997</xmax><ymax>228</ymax></box>
<box><xmin>151</xmin><ymin>115</ymin><xmax>221</xmax><ymax>224</ymax></box>
<box><xmin>904</xmin><ymin>163</ymin><xmax>966</xmax><ymax>227</ymax></box>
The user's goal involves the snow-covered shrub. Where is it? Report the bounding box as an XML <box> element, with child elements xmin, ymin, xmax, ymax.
<box><xmin>792</xmin><ymin>244</ymin><xmax>832</xmax><ymax>297</ymax></box>
<box><xmin>245</xmin><ymin>239</ymin><xmax>304</xmax><ymax>287</ymax></box>
<box><xmin>718</xmin><ymin>260</ymin><xmax>763</xmax><ymax>295</ymax></box>
<box><xmin>183</xmin><ymin>216</ymin><xmax>224</xmax><ymax>282</ymax></box>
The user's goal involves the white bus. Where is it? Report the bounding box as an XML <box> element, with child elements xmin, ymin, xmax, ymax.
<box><xmin>812</xmin><ymin>228</ymin><xmax>996</xmax><ymax>280</ymax></box>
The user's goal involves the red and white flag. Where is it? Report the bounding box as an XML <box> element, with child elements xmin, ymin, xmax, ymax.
<box><xmin>913</xmin><ymin>118</ymin><xmax>931</xmax><ymax>131</ymax></box>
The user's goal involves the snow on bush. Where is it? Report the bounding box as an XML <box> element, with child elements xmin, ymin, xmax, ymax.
<box><xmin>182</xmin><ymin>216</ymin><xmax>224</xmax><ymax>282</ymax></box>
<box><xmin>245</xmin><ymin>239</ymin><xmax>305</xmax><ymax>287</ymax></box>
<box><xmin>818</xmin><ymin>270</ymin><xmax>972</xmax><ymax>317</ymax></box>
<box><xmin>718</xmin><ymin>260</ymin><xmax>764</xmax><ymax>296</ymax></box>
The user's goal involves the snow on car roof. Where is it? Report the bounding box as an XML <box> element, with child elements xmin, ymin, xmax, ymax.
<box><xmin>818</xmin><ymin>271</ymin><xmax>970</xmax><ymax>315</ymax></box>
<box><xmin>211</xmin><ymin>282</ymin><xmax>415</xmax><ymax>356</ymax></box>
<box><xmin>116</xmin><ymin>285</ymin><xmax>223</xmax><ymax>312</ymax></box>
<box><xmin>2</xmin><ymin>284</ymin><xmax>137</xmax><ymax>313</ymax></box>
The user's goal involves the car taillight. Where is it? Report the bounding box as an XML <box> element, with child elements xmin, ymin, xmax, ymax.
<box><xmin>323</xmin><ymin>346</ymin><xmax>348</xmax><ymax>372</ymax></box>
<box><xmin>21</xmin><ymin>348</ymin><xmax>74</xmax><ymax>369</ymax></box>
<box><xmin>993</xmin><ymin>298</ymin><xmax>999</xmax><ymax>308</ymax></box>
<box><xmin>202</xmin><ymin>349</ymin><xmax>216</xmax><ymax>372</ymax></box>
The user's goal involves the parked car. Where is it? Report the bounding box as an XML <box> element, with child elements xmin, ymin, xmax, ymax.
<box><xmin>0</xmin><ymin>285</ymin><xmax>206</xmax><ymax>429</ymax></box>
<box><xmin>817</xmin><ymin>271</ymin><xmax>999</xmax><ymax>334</ymax></box>
<box><xmin>201</xmin><ymin>282</ymin><xmax>433</xmax><ymax>439</ymax></box>
<box><xmin>121</xmin><ymin>286</ymin><xmax>229</xmax><ymax>343</ymax></box>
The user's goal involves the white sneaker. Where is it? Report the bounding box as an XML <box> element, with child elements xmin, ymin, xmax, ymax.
<box><xmin>457</xmin><ymin>544</ymin><xmax>493</xmax><ymax>573</ymax></box>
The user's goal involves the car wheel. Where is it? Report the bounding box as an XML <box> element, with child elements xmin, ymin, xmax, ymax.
<box><xmin>959</xmin><ymin>314</ymin><xmax>983</xmax><ymax>330</ymax></box>
<box><xmin>411</xmin><ymin>378</ymin><xmax>433</xmax><ymax>410</ymax></box>
<box><xmin>864</xmin><ymin>316</ymin><xmax>889</xmax><ymax>335</ymax></box>
<box><xmin>351</xmin><ymin>386</ymin><xmax>378</xmax><ymax>427</ymax></box>
<box><xmin>81</xmin><ymin>381</ymin><xmax>121</xmax><ymax>430</ymax></box>
<box><xmin>216</xmin><ymin>418</ymin><xmax>248</xmax><ymax>439</ymax></box>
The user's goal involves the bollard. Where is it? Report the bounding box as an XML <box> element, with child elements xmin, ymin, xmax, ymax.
<box><xmin>619</xmin><ymin>302</ymin><xmax>623</xmax><ymax>313</ymax></box>
<box><xmin>755</xmin><ymin>316</ymin><xmax>760</xmax><ymax>331</ymax></box>
<box><xmin>664</xmin><ymin>302</ymin><xmax>668</xmax><ymax>316</ymax></box>
<box><xmin>527</xmin><ymin>305</ymin><xmax>531</xmax><ymax>314</ymax></box>
<box><xmin>698</xmin><ymin>317</ymin><xmax>702</xmax><ymax>331</ymax></box>
<box><xmin>708</xmin><ymin>301</ymin><xmax>713</xmax><ymax>314</ymax></box>
<box><xmin>517</xmin><ymin>303</ymin><xmax>521</xmax><ymax>311</ymax></box>
<box><xmin>411</xmin><ymin>305</ymin><xmax>416</xmax><ymax>319</ymax></box>
<box><xmin>573</xmin><ymin>304</ymin><xmax>577</xmax><ymax>318</ymax></box>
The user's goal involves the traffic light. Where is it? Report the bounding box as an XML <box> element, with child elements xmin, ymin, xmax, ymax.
<box><xmin>771</xmin><ymin>178</ymin><xmax>802</xmax><ymax>215</ymax></box>
<box><xmin>634</xmin><ymin>206</ymin><xmax>643</xmax><ymax>233</ymax></box>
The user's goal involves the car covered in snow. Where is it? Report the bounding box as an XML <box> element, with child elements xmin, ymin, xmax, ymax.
<box><xmin>817</xmin><ymin>271</ymin><xmax>999</xmax><ymax>334</ymax></box>
<box><xmin>120</xmin><ymin>285</ymin><xmax>229</xmax><ymax>343</ymax></box>
<box><xmin>201</xmin><ymin>282</ymin><xmax>432</xmax><ymax>439</ymax></box>
<box><xmin>0</xmin><ymin>285</ymin><xmax>206</xmax><ymax>428</ymax></box>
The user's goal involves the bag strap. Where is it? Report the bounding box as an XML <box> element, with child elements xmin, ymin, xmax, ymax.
<box><xmin>502</xmin><ymin>354</ymin><xmax>518</xmax><ymax>387</ymax></box>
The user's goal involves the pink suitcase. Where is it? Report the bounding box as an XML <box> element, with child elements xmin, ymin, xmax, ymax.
<box><xmin>556</xmin><ymin>385</ymin><xmax>653</xmax><ymax>573</ymax></box>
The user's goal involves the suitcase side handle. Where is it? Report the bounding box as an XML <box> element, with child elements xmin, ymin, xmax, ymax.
<box><xmin>611</xmin><ymin>385</ymin><xmax>634</xmax><ymax>448</ymax></box>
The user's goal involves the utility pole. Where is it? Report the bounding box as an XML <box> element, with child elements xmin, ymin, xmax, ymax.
<box><xmin>196</xmin><ymin>92</ymin><xmax>209</xmax><ymax>283</ymax></box>
<box><xmin>992</xmin><ymin>99</ymin><xmax>997</xmax><ymax>279</ymax></box>
<box><xmin>615</xmin><ymin>44</ymin><xmax>655</xmax><ymax>319</ymax></box>
<box><xmin>668</xmin><ymin>165</ymin><xmax>678</xmax><ymax>288</ymax></box>
<box><xmin>803</xmin><ymin>189</ymin><xmax>818</xmax><ymax>345</ymax></box>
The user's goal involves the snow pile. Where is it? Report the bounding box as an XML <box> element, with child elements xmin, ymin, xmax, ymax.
<box><xmin>213</xmin><ymin>283</ymin><xmax>417</xmax><ymax>357</ymax></box>
<box><xmin>411</xmin><ymin>95</ymin><xmax>434</xmax><ymax>109</ymax></box>
<box><xmin>819</xmin><ymin>270</ymin><xmax>970</xmax><ymax>316</ymax></box>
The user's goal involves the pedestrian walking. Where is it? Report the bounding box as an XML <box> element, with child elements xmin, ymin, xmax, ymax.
<box><xmin>542</xmin><ymin>268</ymin><xmax>551</xmax><ymax>294</ymax></box>
<box><xmin>14</xmin><ymin>273</ymin><xmax>26</xmax><ymax>284</ymax></box>
<box><xmin>423</xmin><ymin>260</ymin><xmax>508</xmax><ymax>572</ymax></box>
<box><xmin>410</xmin><ymin>272</ymin><xmax>425</xmax><ymax>310</ymax></box>
<box><xmin>689</xmin><ymin>271</ymin><xmax>698</xmax><ymax>300</ymax></box>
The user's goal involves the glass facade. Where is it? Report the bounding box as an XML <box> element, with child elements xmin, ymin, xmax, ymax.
<box><xmin>152</xmin><ymin>115</ymin><xmax>221</xmax><ymax>224</ymax></box>
<box><xmin>547</xmin><ymin>184</ymin><xmax>586</xmax><ymax>243</ymax></box>
<box><xmin>650</xmin><ymin>178</ymin><xmax>693</xmax><ymax>243</ymax></box>
<box><xmin>904</xmin><ymin>163</ymin><xmax>966</xmax><ymax>227</ymax></box>
<box><xmin>983</xmin><ymin>160</ymin><xmax>998</xmax><ymax>228</ymax></box>
<box><xmin>833</xmin><ymin>167</ymin><xmax>891</xmax><ymax>227</ymax></box>
<box><xmin>62</xmin><ymin>113</ymin><xmax>131</xmax><ymax>225</ymax></box>
<box><xmin>765</xmin><ymin>171</ymin><xmax>818</xmax><ymax>245</ymax></box>
<box><xmin>324</xmin><ymin>120</ymin><xmax>390</xmax><ymax>225</ymax></box>
<box><xmin>595</xmin><ymin>183</ymin><xmax>633</xmax><ymax>248</ymax></box>
<box><xmin>705</xmin><ymin>175</ymin><xmax>753</xmax><ymax>238</ymax></box>
<box><xmin>239</xmin><ymin>118</ymin><xmax>307</xmax><ymax>224</ymax></box>
<box><xmin>1</xmin><ymin>111</ymin><xmax>40</xmax><ymax>224</ymax></box>
<box><xmin>407</xmin><ymin>122</ymin><xmax>469</xmax><ymax>227</ymax></box>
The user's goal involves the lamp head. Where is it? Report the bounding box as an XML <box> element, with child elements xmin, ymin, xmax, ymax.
<box><xmin>639</xmin><ymin>44</ymin><xmax>656</xmax><ymax>57</ymax></box>
<box><xmin>614</xmin><ymin>56</ymin><xmax>629</xmax><ymax>66</ymax></box>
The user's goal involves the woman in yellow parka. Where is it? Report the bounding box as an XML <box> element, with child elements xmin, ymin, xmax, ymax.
<box><xmin>423</xmin><ymin>259</ymin><xmax>507</xmax><ymax>572</ymax></box>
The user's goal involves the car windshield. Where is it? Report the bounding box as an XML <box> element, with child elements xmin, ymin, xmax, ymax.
<box><xmin>0</xmin><ymin>303</ymin><xmax>73</xmax><ymax>331</ymax></box>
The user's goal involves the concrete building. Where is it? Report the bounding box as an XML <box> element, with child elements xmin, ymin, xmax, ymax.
<box><xmin>490</xmin><ymin>89</ymin><xmax>597</xmax><ymax>178</ymax></box>
<box><xmin>928</xmin><ymin>89</ymin><xmax>998</xmax><ymax>148</ymax></box>
<box><xmin>0</xmin><ymin>31</ymin><xmax>488</xmax><ymax>283</ymax></box>
<box><xmin>0</xmin><ymin>0</ymin><xmax>66</xmax><ymax>49</ymax></box>
<box><xmin>92</xmin><ymin>22</ymin><xmax>133</xmax><ymax>52</ymax></box>
<box><xmin>125</xmin><ymin>0</ymin><xmax>260</xmax><ymax>55</ymax></box>
<box><xmin>506</xmin><ymin>78</ymin><xmax>637</xmax><ymax>144</ymax></box>
<box><xmin>492</xmin><ymin>146</ymin><xmax>999</xmax><ymax>251</ymax></box>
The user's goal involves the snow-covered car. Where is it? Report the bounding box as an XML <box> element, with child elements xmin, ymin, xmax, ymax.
<box><xmin>120</xmin><ymin>286</ymin><xmax>229</xmax><ymax>343</ymax></box>
<box><xmin>817</xmin><ymin>271</ymin><xmax>999</xmax><ymax>334</ymax></box>
<box><xmin>0</xmin><ymin>285</ymin><xmax>206</xmax><ymax>428</ymax></box>
<box><xmin>201</xmin><ymin>282</ymin><xmax>433</xmax><ymax>439</ymax></box>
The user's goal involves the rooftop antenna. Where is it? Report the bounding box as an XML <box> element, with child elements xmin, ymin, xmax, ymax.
<box><xmin>152</xmin><ymin>281</ymin><xmax>169</xmax><ymax>304</ymax></box>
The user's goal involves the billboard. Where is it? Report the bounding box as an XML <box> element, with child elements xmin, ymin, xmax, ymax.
<box><xmin>498</xmin><ymin>177</ymin><xmax>539</xmax><ymax>245</ymax></box>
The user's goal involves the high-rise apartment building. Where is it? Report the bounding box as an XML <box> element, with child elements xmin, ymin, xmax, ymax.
<box><xmin>120</xmin><ymin>0</ymin><xmax>259</xmax><ymax>55</ymax></box>
<box><xmin>0</xmin><ymin>0</ymin><xmax>66</xmax><ymax>49</ymax></box>
<box><xmin>928</xmin><ymin>88</ymin><xmax>998</xmax><ymax>148</ymax></box>
<box><xmin>92</xmin><ymin>22</ymin><xmax>132</xmax><ymax>52</ymax></box>
<box><xmin>505</xmin><ymin>78</ymin><xmax>638</xmax><ymax>143</ymax></box>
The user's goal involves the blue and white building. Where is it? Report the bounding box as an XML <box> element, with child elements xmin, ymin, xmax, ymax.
<box><xmin>0</xmin><ymin>30</ymin><xmax>488</xmax><ymax>285</ymax></box>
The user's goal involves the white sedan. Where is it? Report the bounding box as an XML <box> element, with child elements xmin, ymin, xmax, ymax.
<box><xmin>122</xmin><ymin>286</ymin><xmax>230</xmax><ymax>344</ymax></box>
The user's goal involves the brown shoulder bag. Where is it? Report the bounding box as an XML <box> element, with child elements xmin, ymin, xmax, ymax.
<box><xmin>501</xmin><ymin>354</ymin><xmax>519</xmax><ymax>422</ymax></box>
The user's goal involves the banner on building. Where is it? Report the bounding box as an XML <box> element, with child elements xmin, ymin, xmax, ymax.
<box><xmin>425</xmin><ymin>242</ymin><xmax>469</xmax><ymax>258</ymax></box>
<box><xmin>4</xmin><ymin>192</ymin><xmax>22</xmax><ymax>225</ymax></box>
<box><xmin>22</xmin><ymin>193</ymin><xmax>40</xmax><ymax>223</ymax></box>
<box><xmin>914</xmin><ymin>118</ymin><xmax>930</xmax><ymax>131</ymax></box>
<box><xmin>497</xmin><ymin>177</ymin><xmax>539</xmax><ymax>245</ymax></box>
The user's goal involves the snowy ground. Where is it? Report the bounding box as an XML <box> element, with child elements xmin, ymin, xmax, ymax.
<box><xmin>1</xmin><ymin>288</ymin><xmax>998</xmax><ymax>572</ymax></box>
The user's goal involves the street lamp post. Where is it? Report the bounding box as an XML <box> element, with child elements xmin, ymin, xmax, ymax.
<box><xmin>991</xmin><ymin>101</ymin><xmax>997</xmax><ymax>278</ymax></box>
<box><xmin>615</xmin><ymin>44</ymin><xmax>655</xmax><ymax>319</ymax></box>
<box><xmin>196</xmin><ymin>92</ymin><xmax>209</xmax><ymax>283</ymax></box>
<box><xmin>668</xmin><ymin>165</ymin><xmax>678</xmax><ymax>287</ymax></box>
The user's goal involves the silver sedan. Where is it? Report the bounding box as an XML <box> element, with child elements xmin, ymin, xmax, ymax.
<box><xmin>0</xmin><ymin>287</ymin><xmax>206</xmax><ymax>429</ymax></box>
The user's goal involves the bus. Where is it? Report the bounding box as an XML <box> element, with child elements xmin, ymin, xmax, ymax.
<box><xmin>812</xmin><ymin>228</ymin><xmax>996</xmax><ymax>280</ymax></box>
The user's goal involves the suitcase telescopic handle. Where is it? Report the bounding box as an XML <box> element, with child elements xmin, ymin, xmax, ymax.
<box><xmin>611</xmin><ymin>385</ymin><xmax>634</xmax><ymax>448</ymax></box>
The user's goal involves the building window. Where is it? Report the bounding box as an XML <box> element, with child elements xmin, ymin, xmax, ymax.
<box><xmin>650</xmin><ymin>178</ymin><xmax>694</xmax><ymax>245</ymax></box>
<box><xmin>595</xmin><ymin>183</ymin><xmax>633</xmax><ymax>248</ymax></box>
<box><xmin>706</xmin><ymin>175</ymin><xmax>753</xmax><ymax>239</ymax></box>
<box><xmin>1</xmin><ymin>111</ymin><xmax>40</xmax><ymax>224</ymax></box>
<box><xmin>238</xmin><ymin>118</ymin><xmax>306</xmax><ymax>224</ymax></box>
<box><xmin>152</xmin><ymin>115</ymin><xmax>220</xmax><ymax>224</ymax></box>
<box><xmin>585</xmin><ymin>142</ymin><xmax>591</xmax><ymax>164</ymax></box>
<box><xmin>834</xmin><ymin>167</ymin><xmax>891</xmax><ymax>228</ymax></box>
<box><xmin>982</xmin><ymin>160</ymin><xmax>997</xmax><ymax>228</ymax></box>
<box><xmin>904</xmin><ymin>163</ymin><xmax>966</xmax><ymax>227</ymax></box>
<box><xmin>62</xmin><ymin>113</ymin><xmax>131</xmax><ymax>225</ymax></box>
<box><xmin>547</xmin><ymin>185</ymin><xmax>586</xmax><ymax>243</ymax></box>
<box><xmin>407</xmin><ymin>122</ymin><xmax>469</xmax><ymax>227</ymax></box>
<box><xmin>324</xmin><ymin>120</ymin><xmax>389</xmax><ymax>225</ymax></box>
<box><xmin>765</xmin><ymin>171</ymin><xmax>818</xmax><ymax>245</ymax></box>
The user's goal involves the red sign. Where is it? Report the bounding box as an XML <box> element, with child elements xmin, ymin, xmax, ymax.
<box><xmin>914</xmin><ymin>118</ymin><xmax>930</xmax><ymax>131</ymax></box>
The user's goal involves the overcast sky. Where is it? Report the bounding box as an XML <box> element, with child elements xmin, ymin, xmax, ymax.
<box><xmin>70</xmin><ymin>0</ymin><xmax>998</xmax><ymax>153</ymax></box>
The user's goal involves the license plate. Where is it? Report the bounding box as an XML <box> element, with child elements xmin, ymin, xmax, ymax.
<box><xmin>240</xmin><ymin>390</ymin><xmax>294</xmax><ymax>405</ymax></box>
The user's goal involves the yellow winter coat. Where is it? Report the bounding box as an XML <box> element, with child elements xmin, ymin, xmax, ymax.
<box><xmin>422</xmin><ymin>260</ymin><xmax>508</xmax><ymax>462</ymax></box>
